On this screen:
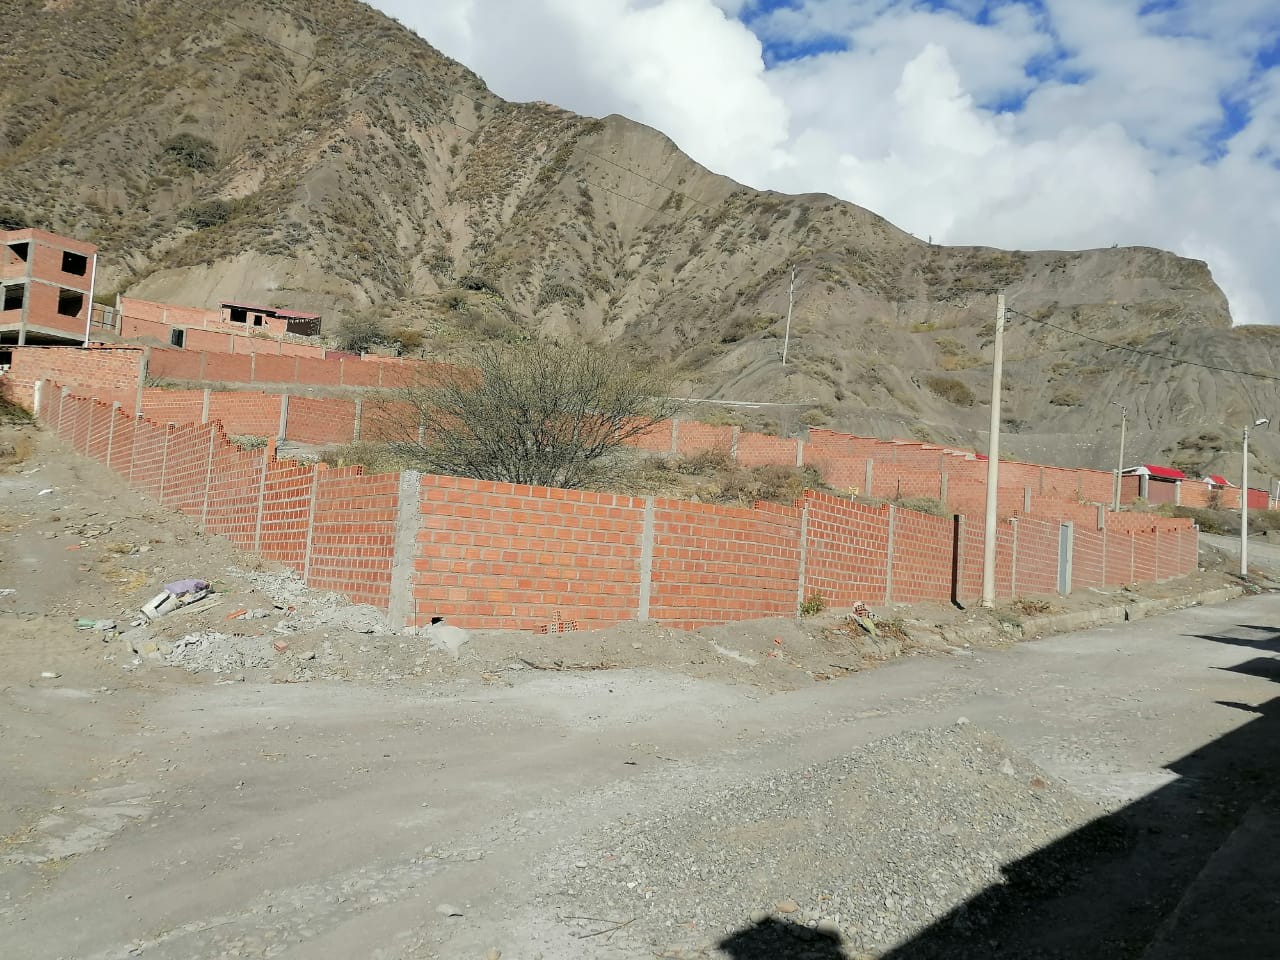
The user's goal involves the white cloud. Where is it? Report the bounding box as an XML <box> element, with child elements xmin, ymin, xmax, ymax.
<box><xmin>371</xmin><ymin>0</ymin><xmax>1280</xmax><ymax>325</ymax></box>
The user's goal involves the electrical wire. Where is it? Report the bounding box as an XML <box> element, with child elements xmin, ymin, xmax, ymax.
<box><xmin>1005</xmin><ymin>307</ymin><xmax>1280</xmax><ymax>385</ymax></box>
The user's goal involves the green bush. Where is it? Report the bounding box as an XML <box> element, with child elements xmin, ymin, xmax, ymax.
<box><xmin>163</xmin><ymin>133</ymin><xmax>218</xmax><ymax>172</ymax></box>
<box><xmin>924</xmin><ymin>375</ymin><xmax>975</xmax><ymax>407</ymax></box>
<box><xmin>181</xmin><ymin>199</ymin><xmax>233</xmax><ymax>229</ymax></box>
<box><xmin>799</xmin><ymin>592</ymin><xmax>826</xmax><ymax>616</ymax></box>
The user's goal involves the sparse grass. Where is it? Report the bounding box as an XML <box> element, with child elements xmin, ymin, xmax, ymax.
<box><xmin>1050</xmin><ymin>388</ymin><xmax>1084</xmax><ymax>407</ymax></box>
<box><xmin>230</xmin><ymin>435</ymin><xmax>268</xmax><ymax>450</ymax></box>
<box><xmin>894</xmin><ymin>496</ymin><xmax>949</xmax><ymax>517</ymax></box>
<box><xmin>1009</xmin><ymin>597</ymin><xmax>1054</xmax><ymax>616</ymax></box>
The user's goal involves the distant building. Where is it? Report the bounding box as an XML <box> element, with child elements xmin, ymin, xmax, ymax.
<box><xmin>0</xmin><ymin>229</ymin><xmax>98</xmax><ymax>345</ymax></box>
<box><xmin>1122</xmin><ymin>464</ymin><xmax>1186</xmax><ymax>504</ymax></box>
<box><xmin>220</xmin><ymin>302</ymin><xmax>322</xmax><ymax>337</ymax></box>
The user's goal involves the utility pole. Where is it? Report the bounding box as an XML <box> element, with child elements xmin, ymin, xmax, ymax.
<box><xmin>981</xmin><ymin>293</ymin><xmax>1006</xmax><ymax>608</ymax></box>
<box><xmin>1111</xmin><ymin>401</ymin><xmax>1127</xmax><ymax>511</ymax></box>
<box><xmin>781</xmin><ymin>267</ymin><xmax>796</xmax><ymax>366</ymax></box>
<box><xmin>1242</xmin><ymin>418</ymin><xmax>1268</xmax><ymax>577</ymax></box>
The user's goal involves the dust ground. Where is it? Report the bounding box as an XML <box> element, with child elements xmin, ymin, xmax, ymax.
<box><xmin>3</xmin><ymin>424</ymin><xmax>1279</xmax><ymax>959</ymax></box>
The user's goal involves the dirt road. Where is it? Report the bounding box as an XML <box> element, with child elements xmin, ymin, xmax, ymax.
<box><xmin>4</xmin><ymin>424</ymin><xmax>1280</xmax><ymax>959</ymax></box>
<box><xmin>4</xmin><ymin>589</ymin><xmax>1279</xmax><ymax>958</ymax></box>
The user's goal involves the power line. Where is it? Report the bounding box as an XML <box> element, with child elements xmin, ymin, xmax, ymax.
<box><xmin>1005</xmin><ymin>307</ymin><xmax>1280</xmax><ymax>385</ymax></box>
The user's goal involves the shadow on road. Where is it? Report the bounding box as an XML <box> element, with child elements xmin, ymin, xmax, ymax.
<box><xmin>715</xmin><ymin>624</ymin><xmax>1280</xmax><ymax>960</ymax></box>
<box><xmin>718</xmin><ymin>917</ymin><xmax>845</xmax><ymax>959</ymax></box>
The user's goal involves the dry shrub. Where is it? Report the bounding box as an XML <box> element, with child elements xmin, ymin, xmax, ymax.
<box><xmin>924</xmin><ymin>375</ymin><xmax>975</xmax><ymax>407</ymax></box>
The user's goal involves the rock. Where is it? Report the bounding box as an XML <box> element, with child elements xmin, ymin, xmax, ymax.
<box><xmin>435</xmin><ymin>903</ymin><xmax>463</xmax><ymax>917</ymax></box>
<box><xmin>1000</xmin><ymin>758</ymin><xmax>1017</xmax><ymax>776</ymax></box>
<box><xmin>487</xmin><ymin>950</ymin><xmax>502</xmax><ymax>960</ymax></box>
<box><xmin>955</xmin><ymin>716</ymin><xmax>971</xmax><ymax>726</ymax></box>
<box><xmin>425</xmin><ymin>622</ymin><xmax>470</xmax><ymax>659</ymax></box>
<box><xmin>776</xmin><ymin>899</ymin><xmax>800</xmax><ymax>914</ymax></box>
<box><xmin>39</xmin><ymin>671</ymin><xmax>60</xmax><ymax>679</ymax></box>
<box><xmin>816</xmin><ymin>918</ymin><xmax>842</xmax><ymax>936</ymax></box>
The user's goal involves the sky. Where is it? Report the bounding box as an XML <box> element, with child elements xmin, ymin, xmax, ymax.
<box><xmin>370</xmin><ymin>0</ymin><xmax>1280</xmax><ymax>325</ymax></box>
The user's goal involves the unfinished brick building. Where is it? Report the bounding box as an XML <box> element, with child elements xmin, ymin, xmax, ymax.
<box><xmin>0</xmin><ymin>229</ymin><xmax>98</xmax><ymax>346</ymax></box>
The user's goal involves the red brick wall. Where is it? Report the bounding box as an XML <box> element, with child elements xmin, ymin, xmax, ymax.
<box><xmin>1</xmin><ymin>345</ymin><xmax>143</xmax><ymax>409</ymax></box>
<box><xmin>28</xmin><ymin>379</ymin><xmax>1200</xmax><ymax>632</ymax></box>
<box><xmin>208</xmin><ymin>392</ymin><xmax>280</xmax><ymax>438</ymax></box>
<box><xmin>285</xmin><ymin>396</ymin><xmax>356</xmax><ymax>445</ymax></box>
<box><xmin>308</xmin><ymin>468</ymin><xmax>400</xmax><ymax>608</ymax></box>
<box><xmin>414</xmin><ymin>478</ymin><xmax>647</xmax><ymax>630</ymax></box>
<box><xmin>800</xmin><ymin>492</ymin><xmax>892</xmax><ymax>606</ymax></box>
<box><xmin>736</xmin><ymin>433</ymin><xmax>798</xmax><ymax>467</ymax></box>
<box><xmin>649</xmin><ymin>499</ymin><xmax>802</xmax><ymax>628</ymax></box>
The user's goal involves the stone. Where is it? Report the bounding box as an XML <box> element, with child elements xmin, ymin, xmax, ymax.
<box><xmin>435</xmin><ymin>903</ymin><xmax>463</xmax><ymax>917</ymax></box>
<box><xmin>776</xmin><ymin>899</ymin><xmax>800</xmax><ymax>914</ymax></box>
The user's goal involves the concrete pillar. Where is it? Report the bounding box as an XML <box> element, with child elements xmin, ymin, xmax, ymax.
<box><xmin>106</xmin><ymin>402</ymin><xmax>120</xmax><ymax>467</ymax></box>
<box><xmin>884</xmin><ymin>504</ymin><xmax>897</xmax><ymax>603</ymax></box>
<box><xmin>1010</xmin><ymin>517</ymin><xmax>1019</xmax><ymax>596</ymax></box>
<box><xmin>158</xmin><ymin>424</ymin><xmax>174</xmax><ymax>502</ymax></box>
<box><xmin>939</xmin><ymin>472</ymin><xmax>948</xmax><ymax>505</ymax></box>
<box><xmin>1023</xmin><ymin>486</ymin><xmax>1032</xmax><ymax>514</ymax></box>
<box><xmin>1174</xmin><ymin>480</ymin><xmax>1181</xmax><ymax>506</ymax></box>
<box><xmin>56</xmin><ymin>386</ymin><xmax>70</xmax><ymax>438</ymax></box>
<box><xmin>252</xmin><ymin>445</ymin><xmax>271</xmax><ymax>554</ymax></box>
<box><xmin>730</xmin><ymin>426</ymin><xmax>740</xmax><ymax>462</ymax></box>
<box><xmin>387</xmin><ymin>470</ymin><xmax>423</xmax><ymax>630</ymax></box>
<box><xmin>795</xmin><ymin>437</ymin><xmax>805</xmax><ymax>467</ymax></box>
<box><xmin>201</xmin><ymin>388</ymin><xmax>211</xmax><ymax>424</ymax></box>
<box><xmin>637</xmin><ymin>497</ymin><xmax>656</xmax><ymax>621</ymax></box>
<box><xmin>301</xmin><ymin>466</ymin><xmax>324</xmax><ymax>584</ymax></box>
<box><xmin>32</xmin><ymin>379</ymin><xmax>43</xmax><ymax>419</ymax></box>
<box><xmin>353</xmin><ymin>398</ymin><xmax>364</xmax><ymax>442</ymax></box>
<box><xmin>250</xmin><ymin>352</ymin><xmax>257</xmax><ymax>384</ymax></box>
<box><xmin>795</xmin><ymin>502</ymin><xmax>810</xmax><ymax>614</ymax></box>
<box><xmin>864</xmin><ymin>459</ymin><xmax>874</xmax><ymax>498</ymax></box>
<box><xmin>277</xmin><ymin>393</ymin><xmax>290</xmax><ymax>441</ymax></box>
<box><xmin>670</xmin><ymin>418</ymin><xmax>680</xmax><ymax>455</ymax></box>
<box><xmin>199</xmin><ymin>427</ymin><xmax>218</xmax><ymax>530</ymax></box>
<box><xmin>1154</xmin><ymin>527</ymin><xmax>1161</xmax><ymax>580</ymax></box>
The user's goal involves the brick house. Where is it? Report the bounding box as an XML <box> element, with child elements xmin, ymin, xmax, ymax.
<box><xmin>0</xmin><ymin>229</ymin><xmax>98</xmax><ymax>346</ymax></box>
<box><xmin>220</xmin><ymin>302</ymin><xmax>322</xmax><ymax>337</ymax></box>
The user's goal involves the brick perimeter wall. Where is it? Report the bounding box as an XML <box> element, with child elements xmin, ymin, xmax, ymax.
<box><xmin>21</xmin><ymin>380</ymin><xmax>1200</xmax><ymax>631</ymax></box>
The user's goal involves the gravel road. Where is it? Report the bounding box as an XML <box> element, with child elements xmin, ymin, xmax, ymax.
<box><xmin>5</xmin><ymin>594</ymin><xmax>1279</xmax><ymax>960</ymax></box>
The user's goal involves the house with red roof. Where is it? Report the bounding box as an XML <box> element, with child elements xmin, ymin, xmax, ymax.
<box><xmin>1122</xmin><ymin>464</ymin><xmax>1186</xmax><ymax>504</ymax></box>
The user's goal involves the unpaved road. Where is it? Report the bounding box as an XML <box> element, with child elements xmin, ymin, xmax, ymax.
<box><xmin>4</xmin><ymin>424</ymin><xmax>1280</xmax><ymax>959</ymax></box>
<box><xmin>3</xmin><ymin>594</ymin><xmax>1279</xmax><ymax>959</ymax></box>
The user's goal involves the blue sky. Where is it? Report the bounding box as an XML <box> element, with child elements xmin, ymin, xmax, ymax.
<box><xmin>381</xmin><ymin>0</ymin><xmax>1280</xmax><ymax>325</ymax></box>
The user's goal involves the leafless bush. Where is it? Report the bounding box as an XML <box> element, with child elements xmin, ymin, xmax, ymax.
<box><xmin>372</xmin><ymin>340</ymin><xmax>681</xmax><ymax>488</ymax></box>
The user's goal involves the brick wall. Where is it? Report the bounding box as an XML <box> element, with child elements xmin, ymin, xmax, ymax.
<box><xmin>25</xmin><ymin>379</ymin><xmax>1201</xmax><ymax>632</ymax></box>
<box><xmin>1</xmin><ymin>345</ymin><xmax>143</xmax><ymax>409</ymax></box>
<box><xmin>414</xmin><ymin>478</ymin><xmax>647</xmax><ymax>630</ymax></box>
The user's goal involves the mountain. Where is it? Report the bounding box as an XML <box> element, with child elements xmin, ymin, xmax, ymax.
<box><xmin>5</xmin><ymin>0</ymin><xmax>1280</xmax><ymax>480</ymax></box>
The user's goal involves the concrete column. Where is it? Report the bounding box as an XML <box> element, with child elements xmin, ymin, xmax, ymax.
<box><xmin>106</xmin><ymin>402</ymin><xmax>120</xmax><ymax>468</ymax></box>
<box><xmin>1023</xmin><ymin>486</ymin><xmax>1032</xmax><ymax>514</ymax></box>
<box><xmin>250</xmin><ymin>352</ymin><xmax>257</xmax><ymax>384</ymax></box>
<box><xmin>1010</xmin><ymin>517</ymin><xmax>1019</xmax><ymax>596</ymax></box>
<box><xmin>1060</xmin><ymin>521</ymin><xmax>1074</xmax><ymax>596</ymax></box>
<box><xmin>864</xmin><ymin>459</ymin><xmax>874</xmax><ymax>498</ymax></box>
<box><xmin>669</xmin><ymin>418</ymin><xmax>680</xmax><ymax>455</ymax></box>
<box><xmin>1154</xmin><ymin>527</ymin><xmax>1161</xmax><ymax>580</ymax></box>
<box><xmin>1139</xmin><ymin>474</ymin><xmax>1149</xmax><ymax>501</ymax></box>
<box><xmin>353</xmin><ymin>398</ymin><xmax>363</xmax><ymax>442</ymax></box>
<box><xmin>884</xmin><ymin>504</ymin><xmax>897</xmax><ymax>603</ymax></box>
<box><xmin>199</xmin><ymin>427</ymin><xmax>218</xmax><ymax>530</ymax></box>
<box><xmin>201</xmin><ymin>388</ymin><xmax>211</xmax><ymax>424</ymax></box>
<box><xmin>252</xmin><ymin>445</ymin><xmax>271</xmax><ymax>554</ymax></box>
<box><xmin>637</xmin><ymin>497</ymin><xmax>656</xmax><ymax>621</ymax></box>
<box><xmin>56</xmin><ymin>386</ymin><xmax>70</xmax><ymax>438</ymax></box>
<box><xmin>277</xmin><ymin>393</ymin><xmax>290</xmax><ymax>441</ymax></box>
<box><xmin>794</xmin><ymin>502</ymin><xmax>810</xmax><ymax>614</ymax></box>
<box><xmin>339</xmin><ymin>357</ymin><xmax>345</xmax><ymax>387</ymax></box>
<box><xmin>939</xmin><ymin>472</ymin><xmax>948</xmax><ymax>505</ymax></box>
<box><xmin>32</xmin><ymin>379</ymin><xmax>43</xmax><ymax>419</ymax></box>
<box><xmin>730</xmin><ymin>426</ymin><xmax>740</xmax><ymax>462</ymax></box>
<box><xmin>387</xmin><ymin>470</ymin><xmax>423</xmax><ymax>630</ymax></box>
<box><xmin>301</xmin><ymin>466</ymin><xmax>324</xmax><ymax>584</ymax></box>
<box><xmin>952</xmin><ymin>513</ymin><xmax>965</xmax><ymax>606</ymax></box>
<box><xmin>1174</xmin><ymin>481</ymin><xmax>1181</xmax><ymax>506</ymax></box>
<box><xmin>1101</xmin><ymin>525</ymin><xmax>1107</xmax><ymax>585</ymax></box>
<box><xmin>83</xmin><ymin>397</ymin><xmax>94</xmax><ymax>456</ymax></box>
<box><xmin>795</xmin><ymin>437</ymin><xmax>805</xmax><ymax>468</ymax></box>
<box><xmin>1097</xmin><ymin>504</ymin><xmax>1106</xmax><ymax>529</ymax></box>
<box><xmin>199</xmin><ymin>352</ymin><xmax>207</xmax><ymax>383</ymax></box>
<box><xmin>158</xmin><ymin>425</ymin><xmax>174</xmax><ymax>502</ymax></box>
<box><xmin>1039</xmin><ymin>466</ymin><xmax>1045</xmax><ymax>494</ymax></box>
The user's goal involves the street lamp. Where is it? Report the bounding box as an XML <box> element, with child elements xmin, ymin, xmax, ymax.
<box><xmin>980</xmin><ymin>293</ymin><xmax>1006</xmax><ymax>608</ymax></box>
<box><xmin>1242</xmin><ymin>418</ymin><xmax>1268</xmax><ymax>577</ymax></box>
<box><xmin>1111</xmin><ymin>401</ymin><xmax>1127</xmax><ymax>511</ymax></box>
